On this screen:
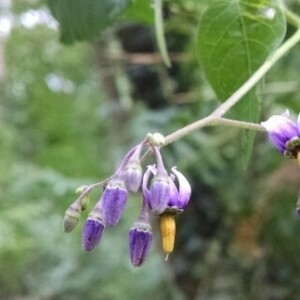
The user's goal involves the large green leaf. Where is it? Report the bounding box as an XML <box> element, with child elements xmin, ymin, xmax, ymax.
<box><xmin>122</xmin><ymin>0</ymin><xmax>154</xmax><ymax>24</ymax></box>
<box><xmin>197</xmin><ymin>0</ymin><xmax>286</xmax><ymax>167</ymax></box>
<box><xmin>47</xmin><ymin>0</ymin><xmax>130</xmax><ymax>43</ymax></box>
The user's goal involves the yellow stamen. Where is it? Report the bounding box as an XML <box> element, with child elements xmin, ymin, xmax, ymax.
<box><xmin>297</xmin><ymin>151</ymin><xmax>300</xmax><ymax>167</ymax></box>
<box><xmin>160</xmin><ymin>213</ymin><xmax>176</xmax><ymax>256</ymax></box>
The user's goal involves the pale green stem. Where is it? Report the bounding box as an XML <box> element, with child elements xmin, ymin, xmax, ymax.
<box><xmin>154</xmin><ymin>0</ymin><xmax>171</xmax><ymax>67</ymax></box>
<box><xmin>211</xmin><ymin>118</ymin><xmax>266</xmax><ymax>132</ymax></box>
<box><xmin>164</xmin><ymin>28</ymin><xmax>300</xmax><ymax>145</ymax></box>
<box><xmin>284</xmin><ymin>5</ymin><xmax>300</xmax><ymax>27</ymax></box>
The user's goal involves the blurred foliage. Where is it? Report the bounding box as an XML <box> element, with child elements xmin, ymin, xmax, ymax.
<box><xmin>1</xmin><ymin>0</ymin><xmax>300</xmax><ymax>299</ymax></box>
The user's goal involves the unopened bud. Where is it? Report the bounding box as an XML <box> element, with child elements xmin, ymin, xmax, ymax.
<box><xmin>129</xmin><ymin>221</ymin><xmax>152</xmax><ymax>267</ymax></box>
<box><xmin>75</xmin><ymin>185</ymin><xmax>90</xmax><ymax>210</ymax></box>
<box><xmin>62</xmin><ymin>202</ymin><xmax>81</xmax><ymax>233</ymax></box>
<box><xmin>75</xmin><ymin>185</ymin><xmax>89</xmax><ymax>194</ymax></box>
<box><xmin>102</xmin><ymin>179</ymin><xmax>128</xmax><ymax>226</ymax></box>
<box><xmin>159</xmin><ymin>213</ymin><xmax>176</xmax><ymax>256</ymax></box>
<box><xmin>124</xmin><ymin>161</ymin><xmax>143</xmax><ymax>192</ymax></box>
<box><xmin>82</xmin><ymin>215</ymin><xmax>105</xmax><ymax>252</ymax></box>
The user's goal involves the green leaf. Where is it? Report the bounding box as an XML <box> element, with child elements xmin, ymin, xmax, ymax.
<box><xmin>197</xmin><ymin>0</ymin><xmax>286</xmax><ymax>167</ymax></box>
<box><xmin>47</xmin><ymin>0</ymin><xmax>130</xmax><ymax>44</ymax></box>
<box><xmin>122</xmin><ymin>0</ymin><xmax>154</xmax><ymax>24</ymax></box>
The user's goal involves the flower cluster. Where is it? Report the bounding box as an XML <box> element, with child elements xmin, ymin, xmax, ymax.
<box><xmin>63</xmin><ymin>138</ymin><xmax>191</xmax><ymax>267</ymax></box>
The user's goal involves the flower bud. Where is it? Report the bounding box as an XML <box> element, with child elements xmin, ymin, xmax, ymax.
<box><xmin>261</xmin><ymin>110</ymin><xmax>300</xmax><ymax>157</ymax></box>
<box><xmin>159</xmin><ymin>213</ymin><xmax>176</xmax><ymax>256</ymax></box>
<box><xmin>75</xmin><ymin>185</ymin><xmax>90</xmax><ymax>211</ymax></box>
<box><xmin>129</xmin><ymin>221</ymin><xmax>152</xmax><ymax>267</ymax></box>
<box><xmin>101</xmin><ymin>179</ymin><xmax>128</xmax><ymax>227</ymax></box>
<box><xmin>82</xmin><ymin>209</ymin><xmax>105</xmax><ymax>252</ymax></box>
<box><xmin>124</xmin><ymin>161</ymin><xmax>143</xmax><ymax>192</ymax></box>
<box><xmin>62</xmin><ymin>202</ymin><xmax>81</xmax><ymax>233</ymax></box>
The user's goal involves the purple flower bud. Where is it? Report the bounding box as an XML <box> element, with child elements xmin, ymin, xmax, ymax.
<box><xmin>261</xmin><ymin>110</ymin><xmax>300</xmax><ymax>157</ymax></box>
<box><xmin>101</xmin><ymin>179</ymin><xmax>128</xmax><ymax>227</ymax></box>
<box><xmin>129</xmin><ymin>221</ymin><xmax>152</xmax><ymax>267</ymax></box>
<box><xmin>167</xmin><ymin>167</ymin><xmax>191</xmax><ymax>210</ymax></box>
<box><xmin>82</xmin><ymin>214</ymin><xmax>105</xmax><ymax>252</ymax></box>
<box><xmin>124</xmin><ymin>161</ymin><xmax>143</xmax><ymax>192</ymax></box>
<box><xmin>143</xmin><ymin>165</ymin><xmax>170</xmax><ymax>214</ymax></box>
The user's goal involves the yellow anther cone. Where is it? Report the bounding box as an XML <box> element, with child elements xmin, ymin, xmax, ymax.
<box><xmin>298</xmin><ymin>151</ymin><xmax>300</xmax><ymax>167</ymax></box>
<box><xmin>160</xmin><ymin>213</ymin><xmax>176</xmax><ymax>257</ymax></box>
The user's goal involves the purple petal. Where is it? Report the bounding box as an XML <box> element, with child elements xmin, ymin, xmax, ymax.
<box><xmin>267</xmin><ymin>133</ymin><xmax>286</xmax><ymax>153</ymax></box>
<box><xmin>149</xmin><ymin>177</ymin><xmax>170</xmax><ymax>214</ymax></box>
<box><xmin>167</xmin><ymin>177</ymin><xmax>179</xmax><ymax>207</ymax></box>
<box><xmin>129</xmin><ymin>223</ymin><xmax>152</xmax><ymax>267</ymax></box>
<box><xmin>171</xmin><ymin>167</ymin><xmax>191</xmax><ymax>209</ymax></box>
<box><xmin>82</xmin><ymin>218</ymin><xmax>105</xmax><ymax>251</ymax></box>
<box><xmin>142</xmin><ymin>165</ymin><xmax>156</xmax><ymax>209</ymax></box>
<box><xmin>261</xmin><ymin>112</ymin><xmax>298</xmax><ymax>151</ymax></box>
<box><xmin>124</xmin><ymin>162</ymin><xmax>143</xmax><ymax>192</ymax></box>
<box><xmin>101</xmin><ymin>180</ymin><xmax>128</xmax><ymax>227</ymax></box>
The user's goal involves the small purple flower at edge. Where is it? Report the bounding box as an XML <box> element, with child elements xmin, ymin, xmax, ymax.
<box><xmin>261</xmin><ymin>110</ymin><xmax>300</xmax><ymax>158</ymax></box>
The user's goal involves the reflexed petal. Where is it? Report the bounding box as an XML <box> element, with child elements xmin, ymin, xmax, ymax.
<box><xmin>102</xmin><ymin>180</ymin><xmax>128</xmax><ymax>227</ymax></box>
<box><xmin>171</xmin><ymin>167</ymin><xmax>191</xmax><ymax>209</ymax></box>
<box><xmin>129</xmin><ymin>223</ymin><xmax>152</xmax><ymax>267</ymax></box>
<box><xmin>142</xmin><ymin>166</ymin><xmax>155</xmax><ymax>207</ymax></box>
<box><xmin>82</xmin><ymin>217</ymin><xmax>105</xmax><ymax>251</ymax></box>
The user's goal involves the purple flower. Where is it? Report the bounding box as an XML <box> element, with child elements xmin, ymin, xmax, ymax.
<box><xmin>261</xmin><ymin>110</ymin><xmax>300</xmax><ymax>157</ymax></box>
<box><xmin>167</xmin><ymin>167</ymin><xmax>192</xmax><ymax>211</ymax></box>
<box><xmin>82</xmin><ymin>216</ymin><xmax>105</xmax><ymax>252</ymax></box>
<box><xmin>129</xmin><ymin>221</ymin><xmax>152</xmax><ymax>267</ymax></box>
<box><xmin>101</xmin><ymin>179</ymin><xmax>128</xmax><ymax>227</ymax></box>
<box><xmin>142</xmin><ymin>165</ymin><xmax>170</xmax><ymax>214</ymax></box>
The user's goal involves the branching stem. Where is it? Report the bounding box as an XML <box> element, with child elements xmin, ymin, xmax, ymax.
<box><xmin>164</xmin><ymin>27</ymin><xmax>300</xmax><ymax>144</ymax></box>
<box><xmin>73</xmin><ymin>8</ymin><xmax>300</xmax><ymax>199</ymax></box>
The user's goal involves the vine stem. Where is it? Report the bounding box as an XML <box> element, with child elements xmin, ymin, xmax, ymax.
<box><xmin>164</xmin><ymin>28</ymin><xmax>300</xmax><ymax>145</ymax></box>
<box><xmin>154</xmin><ymin>0</ymin><xmax>171</xmax><ymax>67</ymax></box>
